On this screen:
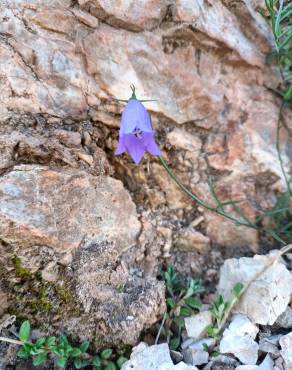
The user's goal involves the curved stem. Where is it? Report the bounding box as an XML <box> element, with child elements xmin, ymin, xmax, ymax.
<box><xmin>158</xmin><ymin>156</ymin><xmax>286</xmax><ymax>244</ymax></box>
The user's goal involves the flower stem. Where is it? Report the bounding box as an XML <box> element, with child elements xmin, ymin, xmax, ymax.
<box><xmin>158</xmin><ymin>156</ymin><xmax>286</xmax><ymax>244</ymax></box>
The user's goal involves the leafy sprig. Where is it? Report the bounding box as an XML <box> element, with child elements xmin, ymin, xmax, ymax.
<box><xmin>0</xmin><ymin>321</ymin><xmax>127</xmax><ymax>369</ymax></box>
<box><xmin>156</xmin><ymin>265</ymin><xmax>203</xmax><ymax>350</ymax></box>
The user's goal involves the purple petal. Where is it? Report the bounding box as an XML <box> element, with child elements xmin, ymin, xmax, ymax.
<box><xmin>143</xmin><ymin>132</ymin><xmax>161</xmax><ymax>155</ymax></box>
<box><xmin>115</xmin><ymin>135</ymin><xmax>126</xmax><ymax>155</ymax></box>
<box><xmin>124</xmin><ymin>134</ymin><xmax>146</xmax><ymax>164</ymax></box>
<box><xmin>120</xmin><ymin>99</ymin><xmax>153</xmax><ymax>135</ymax></box>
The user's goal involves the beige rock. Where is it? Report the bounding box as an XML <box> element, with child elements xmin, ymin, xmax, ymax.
<box><xmin>220</xmin><ymin>314</ymin><xmax>259</xmax><ymax>365</ymax></box>
<box><xmin>185</xmin><ymin>311</ymin><xmax>213</xmax><ymax>340</ymax></box>
<box><xmin>79</xmin><ymin>0</ymin><xmax>169</xmax><ymax>31</ymax></box>
<box><xmin>279</xmin><ymin>332</ymin><xmax>292</xmax><ymax>370</ymax></box>
<box><xmin>121</xmin><ymin>343</ymin><xmax>198</xmax><ymax>370</ymax></box>
<box><xmin>218</xmin><ymin>254</ymin><xmax>292</xmax><ymax>325</ymax></box>
<box><xmin>167</xmin><ymin>129</ymin><xmax>202</xmax><ymax>153</ymax></box>
<box><xmin>176</xmin><ymin>228</ymin><xmax>210</xmax><ymax>252</ymax></box>
<box><xmin>0</xmin><ymin>165</ymin><xmax>140</xmax><ymax>253</ymax></box>
<box><xmin>53</xmin><ymin>129</ymin><xmax>82</xmax><ymax>147</ymax></box>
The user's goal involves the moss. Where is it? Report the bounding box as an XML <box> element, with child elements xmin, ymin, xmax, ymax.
<box><xmin>55</xmin><ymin>284</ymin><xmax>72</xmax><ymax>304</ymax></box>
<box><xmin>12</xmin><ymin>256</ymin><xmax>32</xmax><ymax>280</ymax></box>
<box><xmin>29</xmin><ymin>284</ymin><xmax>52</xmax><ymax>312</ymax></box>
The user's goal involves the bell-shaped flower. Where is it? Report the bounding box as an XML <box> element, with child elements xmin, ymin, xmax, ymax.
<box><xmin>115</xmin><ymin>87</ymin><xmax>160</xmax><ymax>164</ymax></box>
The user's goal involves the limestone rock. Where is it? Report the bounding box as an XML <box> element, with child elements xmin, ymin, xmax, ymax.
<box><xmin>279</xmin><ymin>332</ymin><xmax>292</xmax><ymax>370</ymax></box>
<box><xmin>183</xmin><ymin>347</ymin><xmax>209</xmax><ymax>366</ymax></box>
<box><xmin>258</xmin><ymin>338</ymin><xmax>280</xmax><ymax>357</ymax></box>
<box><xmin>0</xmin><ymin>0</ymin><xmax>290</xmax><ymax>254</ymax></box>
<box><xmin>121</xmin><ymin>343</ymin><xmax>198</xmax><ymax>370</ymax></box>
<box><xmin>275</xmin><ymin>306</ymin><xmax>292</xmax><ymax>329</ymax></box>
<box><xmin>0</xmin><ymin>165</ymin><xmax>140</xmax><ymax>253</ymax></box>
<box><xmin>79</xmin><ymin>0</ymin><xmax>170</xmax><ymax>31</ymax></box>
<box><xmin>176</xmin><ymin>229</ymin><xmax>210</xmax><ymax>252</ymax></box>
<box><xmin>185</xmin><ymin>311</ymin><xmax>213</xmax><ymax>340</ymax></box>
<box><xmin>218</xmin><ymin>254</ymin><xmax>292</xmax><ymax>325</ymax></box>
<box><xmin>219</xmin><ymin>314</ymin><xmax>259</xmax><ymax>365</ymax></box>
<box><xmin>259</xmin><ymin>355</ymin><xmax>274</xmax><ymax>370</ymax></box>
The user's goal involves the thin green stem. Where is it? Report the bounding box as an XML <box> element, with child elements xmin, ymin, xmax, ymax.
<box><xmin>277</xmin><ymin>105</ymin><xmax>292</xmax><ymax>197</ymax></box>
<box><xmin>158</xmin><ymin>156</ymin><xmax>286</xmax><ymax>244</ymax></box>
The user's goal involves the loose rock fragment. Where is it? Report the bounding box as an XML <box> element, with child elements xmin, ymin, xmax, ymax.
<box><xmin>121</xmin><ymin>343</ymin><xmax>198</xmax><ymax>370</ymax></box>
<box><xmin>279</xmin><ymin>332</ymin><xmax>292</xmax><ymax>369</ymax></box>
<box><xmin>275</xmin><ymin>306</ymin><xmax>292</xmax><ymax>329</ymax></box>
<box><xmin>219</xmin><ymin>314</ymin><xmax>259</xmax><ymax>365</ymax></box>
<box><xmin>259</xmin><ymin>354</ymin><xmax>274</xmax><ymax>370</ymax></box>
<box><xmin>185</xmin><ymin>311</ymin><xmax>213</xmax><ymax>340</ymax></box>
<box><xmin>218</xmin><ymin>254</ymin><xmax>292</xmax><ymax>325</ymax></box>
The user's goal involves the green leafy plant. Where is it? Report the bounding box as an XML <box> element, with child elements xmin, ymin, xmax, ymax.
<box><xmin>0</xmin><ymin>321</ymin><xmax>128</xmax><ymax>369</ymax></box>
<box><xmin>207</xmin><ymin>283</ymin><xmax>244</xmax><ymax>341</ymax></box>
<box><xmin>155</xmin><ymin>265</ymin><xmax>203</xmax><ymax>350</ymax></box>
<box><xmin>264</xmin><ymin>0</ymin><xmax>292</xmax><ymax>104</ymax></box>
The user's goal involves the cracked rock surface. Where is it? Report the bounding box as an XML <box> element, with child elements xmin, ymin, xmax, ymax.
<box><xmin>0</xmin><ymin>0</ymin><xmax>291</xmax><ymax>349</ymax></box>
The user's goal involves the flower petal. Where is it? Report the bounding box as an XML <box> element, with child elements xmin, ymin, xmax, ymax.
<box><xmin>120</xmin><ymin>99</ymin><xmax>153</xmax><ymax>135</ymax></box>
<box><xmin>115</xmin><ymin>135</ymin><xmax>126</xmax><ymax>155</ymax></box>
<box><xmin>144</xmin><ymin>133</ymin><xmax>161</xmax><ymax>155</ymax></box>
<box><xmin>124</xmin><ymin>134</ymin><xmax>146</xmax><ymax>164</ymax></box>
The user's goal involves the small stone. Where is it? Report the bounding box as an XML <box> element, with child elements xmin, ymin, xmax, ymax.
<box><xmin>259</xmin><ymin>354</ymin><xmax>274</xmax><ymax>370</ymax></box>
<box><xmin>121</xmin><ymin>343</ymin><xmax>198</xmax><ymax>370</ymax></box>
<box><xmin>176</xmin><ymin>228</ymin><xmax>210</xmax><ymax>252</ymax></box>
<box><xmin>274</xmin><ymin>356</ymin><xmax>284</xmax><ymax>370</ymax></box>
<box><xmin>279</xmin><ymin>332</ymin><xmax>292</xmax><ymax>369</ymax></box>
<box><xmin>183</xmin><ymin>347</ymin><xmax>209</xmax><ymax>366</ymax></box>
<box><xmin>76</xmin><ymin>151</ymin><xmax>94</xmax><ymax>165</ymax></box>
<box><xmin>185</xmin><ymin>311</ymin><xmax>213</xmax><ymax>340</ymax></box>
<box><xmin>41</xmin><ymin>261</ymin><xmax>59</xmax><ymax>282</ymax></box>
<box><xmin>224</xmin><ymin>314</ymin><xmax>259</xmax><ymax>339</ymax></box>
<box><xmin>53</xmin><ymin>129</ymin><xmax>81</xmax><ymax>147</ymax></box>
<box><xmin>82</xmin><ymin>131</ymin><xmax>92</xmax><ymax>146</ymax></box>
<box><xmin>258</xmin><ymin>338</ymin><xmax>280</xmax><ymax>357</ymax></box>
<box><xmin>220</xmin><ymin>314</ymin><xmax>259</xmax><ymax>365</ymax></box>
<box><xmin>170</xmin><ymin>350</ymin><xmax>184</xmax><ymax>363</ymax></box>
<box><xmin>275</xmin><ymin>306</ymin><xmax>292</xmax><ymax>329</ymax></box>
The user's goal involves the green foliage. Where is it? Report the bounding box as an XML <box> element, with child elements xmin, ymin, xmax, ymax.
<box><xmin>156</xmin><ymin>265</ymin><xmax>203</xmax><ymax>350</ymax></box>
<box><xmin>12</xmin><ymin>256</ymin><xmax>32</xmax><ymax>280</ymax></box>
<box><xmin>207</xmin><ymin>283</ymin><xmax>244</xmax><ymax>341</ymax></box>
<box><xmin>0</xmin><ymin>320</ymin><xmax>128</xmax><ymax>369</ymax></box>
<box><xmin>265</xmin><ymin>0</ymin><xmax>292</xmax><ymax>104</ymax></box>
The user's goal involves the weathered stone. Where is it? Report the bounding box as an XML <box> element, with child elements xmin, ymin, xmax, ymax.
<box><xmin>279</xmin><ymin>332</ymin><xmax>292</xmax><ymax>370</ymax></box>
<box><xmin>0</xmin><ymin>0</ymin><xmax>290</xmax><ymax>256</ymax></box>
<box><xmin>259</xmin><ymin>355</ymin><xmax>274</xmax><ymax>370</ymax></box>
<box><xmin>0</xmin><ymin>165</ymin><xmax>140</xmax><ymax>253</ymax></box>
<box><xmin>275</xmin><ymin>306</ymin><xmax>292</xmax><ymax>329</ymax></box>
<box><xmin>173</xmin><ymin>0</ymin><xmax>270</xmax><ymax>67</ymax></box>
<box><xmin>121</xmin><ymin>343</ymin><xmax>199</xmax><ymax>370</ymax></box>
<box><xmin>258</xmin><ymin>338</ymin><xmax>280</xmax><ymax>357</ymax></box>
<box><xmin>183</xmin><ymin>347</ymin><xmax>209</xmax><ymax>366</ymax></box>
<box><xmin>218</xmin><ymin>254</ymin><xmax>292</xmax><ymax>325</ymax></box>
<box><xmin>79</xmin><ymin>0</ymin><xmax>170</xmax><ymax>31</ymax></box>
<box><xmin>167</xmin><ymin>129</ymin><xmax>202</xmax><ymax>154</ymax></box>
<box><xmin>176</xmin><ymin>228</ymin><xmax>210</xmax><ymax>252</ymax></box>
<box><xmin>185</xmin><ymin>311</ymin><xmax>213</xmax><ymax>340</ymax></box>
<box><xmin>219</xmin><ymin>314</ymin><xmax>259</xmax><ymax>365</ymax></box>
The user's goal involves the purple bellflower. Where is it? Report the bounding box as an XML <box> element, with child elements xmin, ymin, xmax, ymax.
<box><xmin>115</xmin><ymin>85</ymin><xmax>161</xmax><ymax>164</ymax></box>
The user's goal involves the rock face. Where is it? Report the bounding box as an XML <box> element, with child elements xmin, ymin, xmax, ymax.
<box><xmin>0</xmin><ymin>165</ymin><xmax>140</xmax><ymax>252</ymax></box>
<box><xmin>0</xmin><ymin>165</ymin><xmax>166</xmax><ymax>345</ymax></box>
<box><xmin>0</xmin><ymin>0</ymin><xmax>291</xmax><ymax>347</ymax></box>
